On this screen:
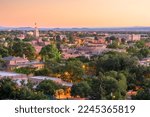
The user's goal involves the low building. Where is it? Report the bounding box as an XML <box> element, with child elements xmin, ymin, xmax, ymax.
<box><xmin>59</xmin><ymin>35</ymin><xmax>67</xmax><ymax>40</ymax></box>
<box><xmin>3</xmin><ymin>56</ymin><xmax>29</xmax><ymax>66</ymax></box>
<box><xmin>110</xmin><ymin>34</ymin><xmax>141</xmax><ymax>42</ymax></box>
<box><xmin>2</xmin><ymin>56</ymin><xmax>44</xmax><ymax>71</ymax></box>
<box><xmin>139</xmin><ymin>57</ymin><xmax>150</xmax><ymax>66</ymax></box>
<box><xmin>17</xmin><ymin>34</ymin><xmax>25</xmax><ymax>40</ymax></box>
<box><xmin>128</xmin><ymin>34</ymin><xmax>141</xmax><ymax>41</ymax></box>
<box><xmin>29</xmin><ymin>76</ymin><xmax>73</xmax><ymax>87</ymax></box>
<box><xmin>0</xmin><ymin>71</ymin><xmax>28</xmax><ymax>85</ymax></box>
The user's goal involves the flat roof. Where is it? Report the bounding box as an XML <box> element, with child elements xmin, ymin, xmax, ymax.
<box><xmin>30</xmin><ymin>76</ymin><xmax>61</xmax><ymax>81</ymax></box>
<box><xmin>30</xmin><ymin>76</ymin><xmax>73</xmax><ymax>87</ymax></box>
<box><xmin>0</xmin><ymin>71</ymin><xmax>26</xmax><ymax>77</ymax></box>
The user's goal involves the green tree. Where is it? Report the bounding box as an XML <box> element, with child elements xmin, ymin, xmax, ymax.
<box><xmin>15</xmin><ymin>87</ymin><xmax>47</xmax><ymax>100</ymax></box>
<box><xmin>117</xmin><ymin>73</ymin><xmax>127</xmax><ymax>99</ymax></box>
<box><xmin>23</xmin><ymin>36</ymin><xmax>34</xmax><ymax>42</ymax></box>
<box><xmin>40</xmin><ymin>44</ymin><xmax>61</xmax><ymax>61</ymax></box>
<box><xmin>10</xmin><ymin>41</ymin><xmax>36</xmax><ymax>60</ymax></box>
<box><xmin>36</xmin><ymin>80</ymin><xmax>61</xmax><ymax>97</ymax></box>
<box><xmin>105</xmin><ymin>71</ymin><xmax>127</xmax><ymax>99</ymax></box>
<box><xmin>127</xmin><ymin>46</ymin><xmax>139</xmax><ymax>55</ymax></box>
<box><xmin>45</xmin><ymin>59</ymin><xmax>65</xmax><ymax>74</ymax></box>
<box><xmin>132</xmin><ymin>79</ymin><xmax>150</xmax><ymax>100</ymax></box>
<box><xmin>138</xmin><ymin>48</ymin><xmax>150</xmax><ymax>59</ymax></box>
<box><xmin>0</xmin><ymin>78</ymin><xmax>17</xmax><ymax>99</ymax></box>
<box><xmin>107</xmin><ymin>40</ymin><xmax>122</xmax><ymax>49</ymax></box>
<box><xmin>103</xmin><ymin>76</ymin><xmax>119</xmax><ymax>99</ymax></box>
<box><xmin>14</xmin><ymin>67</ymin><xmax>35</xmax><ymax>75</ymax></box>
<box><xmin>132</xmin><ymin>89</ymin><xmax>150</xmax><ymax>100</ymax></box>
<box><xmin>0</xmin><ymin>46</ymin><xmax>9</xmax><ymax>57</ymax></box>
<box><xmin>62</xmin><ymin>59</ymin><xmax>85</xmax><ymax>82</ymax></box>
<box><xmin>90</xmin><ymin>73</ymin><xmax>105</xmax><ymax>100</ymax></box>
<box><xmin>0</xmin><ymin>78</ymin><xmax>48</xmax><ymax>100</ymax></box>
<box><xmin>96</xmin><ymin>52</ymin><xmax>138</xmax><ymax>73</ymax></box>
<box><xmin>135</xmin><ymin>40</ymin><xmax>145</xmax><ymax>48</ymax></box>
<box><xmin>34</xmin><ymin>68</ymin><xmax>52</xmax><ymax>76</ymax></box>
<box><xmin>89</xmin><ymin>72</ymin><xmax>122</xmax><ymax>100</ymax></box>
<box><xmin>71</xmin><ymin>81</ymin><xmax>91</xmax><ymax>98</ymax></box>
<box><xmin>68</xmin><ymin>33</ymin><xmax>74</xmax><ymax>43</ymax></box>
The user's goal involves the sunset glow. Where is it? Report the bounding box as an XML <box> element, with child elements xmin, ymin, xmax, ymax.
<box><xmin>1</xmin><ymin>0</ymin><xmax>150</xmax><ymax>27</ymax></box>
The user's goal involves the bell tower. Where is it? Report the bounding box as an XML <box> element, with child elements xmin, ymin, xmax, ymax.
<box><xmin>34</xmin><ymin>22</ymin><xmax>39</xmax><ymax>38</ymax></box>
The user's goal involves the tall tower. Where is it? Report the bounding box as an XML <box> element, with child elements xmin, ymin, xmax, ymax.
<box><xmin>34</xmin><ymin>22</ymin><xmax>39</xmax><ymax>38</ymax></box>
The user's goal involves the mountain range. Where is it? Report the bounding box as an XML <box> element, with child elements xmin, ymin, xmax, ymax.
<box><xmin>1</xmin><ymin>26</ymin><xmax>150</xmax><ymax>32</ymax></box>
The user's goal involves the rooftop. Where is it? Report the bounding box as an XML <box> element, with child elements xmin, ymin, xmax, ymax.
<box><xmin>30</xmin><ymin>76</ymin><xmax>61</xmax><ymax>81</ymax></box>
<box><xmin>0</xmin><ymin>71</ymin><xmax>25</xmax><ymax>77</ymax></box>
<box><xmin>30</xmin><ymin>76</ymin><xmax>73</xmax><ymax>87</ymax></box>
<box><xmin>3</xmin><ymin>56</ymin><xmax>28</xmax><ymax>61</ymax></box>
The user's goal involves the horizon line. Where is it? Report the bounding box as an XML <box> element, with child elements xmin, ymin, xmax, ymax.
<box><xmin>1</xmin><ymin>25</ymin><xmax>150</xmax><ymax>28</ymax></box>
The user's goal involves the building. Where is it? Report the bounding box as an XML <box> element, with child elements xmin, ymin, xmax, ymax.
<box><xmin>2</xmin><ymin>56</ymin><xmax>45</xmax><ymax>71</ymax></box>
<box><xmin>34</xmin><ymin>23</ymin><xmax>39</xmax><ymax>38</ymax></box>
<box><xmin>29</xmin><ymin>76</ymin><xmax>73</xmax><ymax>87</ymax></box>
<box><xmin>29</xmin><ymin>23</ymin><xmax>50</xmax><ymax>53</ymax></box>
<box><xmin>17</xmin><ymin>34</ymin><xmax>25</xmax><ymax>40</ymax></box>
<box><xmin>27</xmin><ymin>31</ymin><xmax>34</xmax><ymax>36</ymax></box>
<box><xmin>59</xmin><ymin>35</ymin><xmax>67</xmax><ymax>40</ymax></box>
<box><xmin>29</xmin><ymin>76</ymin><xmax>73</xmax><ymax>99</ymax></box>
<box><xmin>110</xmin><ymin>34</ymin><xmax>141</xmax><ymax>41</ymax></box>
<box><xmin>128</xmin><ymin>34</ymin><xmax>141</xmax><ymax>41</ymax></box>
<box><xmin>0</xmin><ymin>71</ymin><xmax>28</xmax><ymax>86</ymax></box>
<box><xmin>139</xmin><ymin>57</ymin><xmax>150</xmax><ymax>66</ymax></box>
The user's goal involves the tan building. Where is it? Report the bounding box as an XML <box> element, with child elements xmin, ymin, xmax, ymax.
<box><xmin>34</xmin><ymin>23</ymin><xmax>39</xmax><ymax>38</ymax></box>
<box><xmin>3</xmin><ymin>56</ymin><xmax>45</xmax><ymax>71</ymax></box>
<box><xmin>129</xmin><ymin>34</ymin><xmax>141</xmax><ymax>41</ymax></box>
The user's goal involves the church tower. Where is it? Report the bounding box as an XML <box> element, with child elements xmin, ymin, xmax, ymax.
<box><xmin>34</xmin><ymin>22</ymin><xmax>39</xmax><ymax>38</ymax></box>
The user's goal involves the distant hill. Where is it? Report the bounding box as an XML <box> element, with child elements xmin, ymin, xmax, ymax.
<box><xmin>1</xmin><ymin>26</ymin><xmax>150</xmax><ymax>32</ymax></box>
<box><xmin>0</xmin><ymin>26</ymin><xmax>11</xmax><ymax>30</ymax></box>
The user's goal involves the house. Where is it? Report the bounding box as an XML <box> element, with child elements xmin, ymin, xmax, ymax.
<box><xmin>59</xmin><ymin>35</ymin><xmax>67</xmax><ymax>40</ymax></box>
<box><xmin>3</xmin><ymin>56</ymin><xmax>29</xmax><ymax>70</ymax></box>
<box><xmin>2</xmin><ymin>56</ymin><xmax>45</xmax><ymax>71</ymax></box>
<box><xmin>16</xmin><ymin>34</ymin><xmax>25</xmax><ymax>40</ymax></box>
<box><xmin>139</xmin><ymin>57</ymin><xmax>150</xmax><ymax>66</ymax></box>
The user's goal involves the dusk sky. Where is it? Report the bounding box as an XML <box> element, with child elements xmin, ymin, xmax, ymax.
<box><xmin>0</xmin><ymin>0</ymin><xmax>150</xmax><ymax>27</ymax></box>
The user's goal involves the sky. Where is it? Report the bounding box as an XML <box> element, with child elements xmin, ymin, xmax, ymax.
<box><xmin>0</xmin><ymin>0</ymin><xmax>150</xmax><ymax>27</ymax></box>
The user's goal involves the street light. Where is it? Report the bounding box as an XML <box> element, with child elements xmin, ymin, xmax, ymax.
<box><xmin>65</xmin><ymin>72</ymin><xmax>69</xmax><ymax>76</ymax></box>
<box><xmin>82</xmin><ymin>65</ymin><xmax>86</xmax><ymax>69</ymax></box>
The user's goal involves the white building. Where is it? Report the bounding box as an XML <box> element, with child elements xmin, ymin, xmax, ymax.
<box><xmin>0</xmin><ymin>71</ymin><xmax>28</xmax><ymax>85</ymax></box>
<box><xmin>139</xmin><ymin>57</ymin><xmax>150</xmax><ymax>66</ymax></box>
<box><xmin>29</xmin><ymin>76</ymin><xmax>73</xmax><ymax>87</ymax></box>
